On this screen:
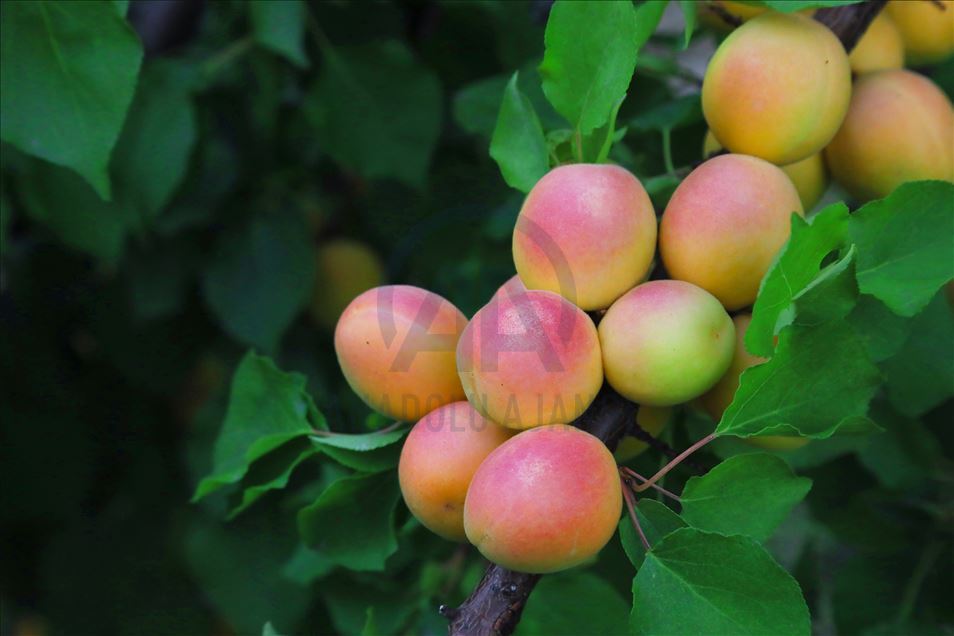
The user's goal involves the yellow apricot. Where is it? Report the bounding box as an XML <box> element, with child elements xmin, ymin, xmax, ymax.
<box><xmin>309</xmin><ymin>239</ymin><xmax>385</xmax><ymax>329</ymax></box>
<box><xmin>702</xmin><ymin>12</ymin><xmax>852</xmax><ymax>165</ymax></box>
<box><xmin>614</xmin><ymin>406</ymin><xmax>672</xmax><ymax>462</ymax></box>
<box><xmin>849</xmin><ymin>12</ymin><xmax>904</xmax><ymax>74</ymax></box>
<box><xmin>886</xmin><ymin>0</ymin><xmax>954</xmax><ymax>65</ymax></box>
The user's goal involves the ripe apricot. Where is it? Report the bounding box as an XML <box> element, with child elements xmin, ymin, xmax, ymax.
<box><xmin>309</xmin><ymin>239</ymin><xmax>385</xmax><ymax>329</ymax></box>
<box><xmin>512</xmin><ymin>164</ymin><xmax>656</xmax><ymax>311</ymax></box>
<box><xmin>659</xmin><ymin>154</ymin><xmax>804</xmax><ymax>311</ymax></box>
<box><xmin>335</xmin><ymin>285</ymin><xmax>467</xmax><ymax>421</ymax></box>
<box><xmin>614</xmin><ymin>406</ymin><xmax>672</xmax><ymax>462</ymax></box>
<box><xmin>457</xmin><ymin>289</ymin><xmax>602</xmax><ymax>429</ymax></box>
<box><xmin>702</xmin><ymin>12</ymin><xmax>852</xmax><ymax>165</ymax></box>
<box><xmin>826</xmin><ymin>70</ymin><xmax>954</xmax><ymax>202</ymax></box>
<box><xmin>599</xmin><ymin>280</ymin><xmax>735</xmax><ymax>406</ymax></box>
<box><xmin>699</xmin><ymin>314</ymin><xmax>808</xmax><ymax>450</ymax></box>
<box><xmin>703</xmin><ymin>130</ymin><xmax>828</xmax><ymax>211</ymax></box>
<box><xmin>398</xmin><ymin>401</ymin><xmax>513</xmax><ymax>541</ymax></box>
<box><xmin>848</xmin><ymin>12</ymin><xmax>904</xmax><ymax>74</ymax></box>
<box><xmin>463</xmin><ymin>425</ymin><xmax>621</xmax><ymax>573</ymax></box>
<box><xmin>886</xmin><ymin>0</ymin><xmax>954</xmax><ymax>65</ymax></box>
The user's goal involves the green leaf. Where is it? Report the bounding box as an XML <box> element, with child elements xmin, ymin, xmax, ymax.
<box><xmin>539</xmin><ymin>0</ymin><xmax>638</xmax><ymax>135</ymax></box>
<box><xmin>453</xmin><ymin>65</ymin><xmax>563</xmax><ymax>139</ymax></box>
<box><xmin>249</xmin><ymin>0</ymin><xmax>308</xmax><ymax>68</ymax></box>
<box><xmin>0</xmin><ymin>0</ymin><xmax>143</xmax><ymax>199</ymax></box>
<box><xmin>848</xmin><ymin>294</ymin><xmax>912</xmax><ymax>363</ymax></box>
<box><xmin>628</xmin><ymin>94</ymin><xmax>702</xmax><ymax>133</ymax></box>
<box><xmin>193</xmin><ymin>353</ymin><xmax>316</xmax><ymax>501</ymax></box>
<box><xmin>201</xmin><ymin>210</ymin><xmax>315</xmax><ymax>352</ymax></box>
<box><xmin>850</xmin><ymin>181</ymin><xmax>954</xmax><ymax>317</ymax></box>
<box><xmin>788</xmin><ymin>245</ymin><xmax>859</xmax><ymax>328</ymax></box>
<box><xmin>515</xmin><ymin>572</ymin><xmax>629</xmax><ymax>636</ymax></box>
<box><xmin>0</xmin><ymin>190</ymin><xmax>10</xmax><ymax>254</ymax></box>
<box><xmin>310</xmin><ymin>427</ymin><xmax>407</xmax><ymax>473</ymax></box>
<box><xmin>490</xmin><ymin>72</ymin><xmax>549</xmax><ymax>193</ymax></box>
<box><xmin>227</xmin><ymin>437</ymin><xmax>319</xmax><ymax>520</ymax></box>
<box><xmin>281</xmin><ymin>544</ymin><xmax>334</xmax><ymax>585</ymax></box>
<box><xmin>678</xmin><ymin>1</ymin><xmax>697</xmax><ymax>49</ymax></box>
<box><xmin>113</xmin><ymin>0</ymin><xmax>129</xmax><ymax>16</ymax></box>
<box><xmin>747</xmin><ymin>204</ymin><xmax>850</xmax><ymax>357</ymax></box>
<box><xmin>881</xmin><ymin>292</ymin><xmax>954</xmax><ymax>417</ymax></box>
<box><xmin>634</xmin><ymin>1</ymin><xmax>669</xmax><ymax>50</ymax></box>
<box><xmin>681</xmin><ymin>454</ymin><xmax>812</xmax><ymax>542</ymax></box>
<box><xmin>619</xmin><ymin>499</ymin><xmax>687</xmax><ymax>569</ymax></box>
<box><xmin>307</xmin><ymin>41</ymin><xmax>441</xmax><ymax>189</ymax></box>
<box><xmin>297</xmin><ymin>471</ymin><xmax>401</xmax><ymax>571</ymax></box>
<box><xmin>752</xmin><ymin>0</ymin><xmax>863</xmax><ymax>11</ymax></box>
<box><xmin>360</xmin><ymin>608</ymin><xmax>380</xmax><ymax>636</ymax></box>
<box><xmin>124</xmin><ymin>238</ymin><xmax>201</xmax><ymax>321</ymax></box>
<box><xmin>856</xmin><ymin>402</ymin><xmax>941</xmax><ymax>491</ymax></box>
<box><xmin>631</xmin><ymin>528</ymin><xmax>810</xmax><ymax>636</ymax></box>
<box><xmin>719</xmin><ymin>320</ymin><xmax>882</xmax><ymax>438</ymax></box>
<box><xmin>262</xmin><ymin>622</ymin><xmax>285</xmax><ymax>636</ymax></box>
<box><xmin>111</xmin><ymin>62</ymin><xmax>198</xmax><ymax>222</ymax></box>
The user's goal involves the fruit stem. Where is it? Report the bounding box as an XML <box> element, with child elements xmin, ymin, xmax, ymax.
<box><xmin>621</xmin><ymin>477</ymin><xmax>651</xmax><ymax>552</ymax></box>
<box><xmin>620</xmin><ymin>467</ymin><xmax>681</xmax><ymax>502</ymax></box>
<box><xmin>632</xmin><ymin>433</ymin><xmax>716</xmax><ymax>493</ymax></box>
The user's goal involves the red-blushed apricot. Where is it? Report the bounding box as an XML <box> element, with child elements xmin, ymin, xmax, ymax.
<box><xmin>614</xmin><ymin>406</ymin><xmax>672</xmax><ymax>462</ymax></box>
<box><xmin>512</xmin><ymin>164</ymin><xmax>656</xmax><ymax>311</ymax></box>
<box><xmin>703</xmin><ymin>131</ymin><xmax>828</xmax><ymax>211</ymax></box>
<box><xmin>398</xmin><ymin>401</ymin><xmax>514</xmax><ymax>541</ymax></box>
<box><xmin>702</xmin><ymin>12</ymin><xmax>851</xmax><ymax>165</ymax></box>
<box><xmin>698</xmin><ymin>314</ymin><xmax>808</xmax><ymax>450</ymax></box>
<box><xmin>887</xmin><ymin>0</ymin><xmax>954</xmax><ymax>65</ymax></box>
<box><xmin>309</xmin><ymin>239</ymin><xmax>385</xmax><ymax>329</ymax></box>
<box><xmin>491</xmin><ymin>274</ymin><xmax>527</xmax><ymax>302</ymax></box>
<box><xmin>659</xmin><ymin>154</ymin><xmax>804</xmax><ymax>310</ymax></box>
<box><xmin>849</xmin><ymin>12</ymin><xmax>904</xmax><ymax>74</ymax></box>
<box><xmin>463</xmin><ymin>425</ymin><xmax>621</xmax><ymax>573</ymax></box>
<box><xmin>599</xmin><ymin>280</ymin><xmax>735</xmax><ymax>406</ymax></box>
<box><xmin>335</xmin><ymin>285</ymin><xmax>467</xmax><ymax>421</ymax></box>
<box><xmin>825</xmin><ymin>70</ymin><xmax>954</xmax><ymax>202</ymax></box>
<box><xmin>457</xmin><ymin>289</ymin><xmax>602</xmax><ymax>429</ymax></box>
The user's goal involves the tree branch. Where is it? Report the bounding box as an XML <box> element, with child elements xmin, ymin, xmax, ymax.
<box><xmin>445</xmin><ymin>4</ymin><xmax>887</xmax><ymax>634</ymax></box>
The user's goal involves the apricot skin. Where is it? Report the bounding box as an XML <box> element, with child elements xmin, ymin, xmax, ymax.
<box><xmin>825</xmin><ymin>70</ymin><xmax>954</xmax><ymax>202</ymax></box>
<box><xmin>398</xmin><ymin>401</ymin><xmax>513</xmax><ymax>541</ymax></box>
<box><xmin>659</xmin><ymin>154</ymin><xmax>804</xmax><ymax>311</ymax></box>
<box><xmin>703</xmin><ymin>131</ymin><xmax>828</xmax><ymax>211</ymax></box>
<box><xmin>702</xmin><ymin>12</ymin><xmax>852</xmax><ymax>165</ymax></box>
<box><xmin>512</xmin><ymin>164</ymin><xmax>656</xmax><ymax>311</ymax></box>
<box><xmin>463</xmin><ymin>425</ymin><xmax>622</xmax><ymax>573</ymax></box>
<box><xmin>457</xmin><ymin>289</ymin><xmax>602</xmax><ymax>430</ymax></box>
<box><xmin>335</xmin><ymin>285</ymin><xmax>467</xmax><ymax>422</ymax></box>
<box><xmin>599</xmin><ymin>280</ymin><xmax>735</xmax><ymax>407</ymax></box>
<box><xmin>886</xmin><ymin>0</ymin><xmax>954</xmax><ymax>65</ymax></box>
<box><xmin>614</xmin><ymin>406</ymin><xmax>672</xmax><ymax>462</ymax></box>
<box><xmin>699</xmin><ymin>314</ymin><xmax>808</xmax><ymax>450</ymax></box>
<box><xmin>848</xmin><ymin>12</ymin><xmax>904</xmax><ymax>75</ymax></box>
<box><xmin>310</xmin><ymin>239</ymin><xmax>385</xmax><ymax>329</ymax></box>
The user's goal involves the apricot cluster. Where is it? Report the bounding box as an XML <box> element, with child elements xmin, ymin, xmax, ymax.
<box><xmin>329</xmin><ymin>3</ymin><xmax>953</xmax><ymax>575</ymax></box>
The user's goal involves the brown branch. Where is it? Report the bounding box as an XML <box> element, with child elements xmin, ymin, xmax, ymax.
<box><xmin>444</xmin><ymin>386</ymin><xmax>635</xmax><ymax>636</ymax></box>
<box><xmin>445</xmin><ymin>5</ymin><xmax>887</xmax><ymax>634</ymax></box>
<box><xmin>707</xmin><ymin>3</ymin><xmax>743</xmax><ymax>28</ymax></box>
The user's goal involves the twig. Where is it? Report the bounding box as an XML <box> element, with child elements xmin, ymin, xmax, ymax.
<box><xmin>632</xmin><ymin>434</ymin><xmax>716</xmax><ymax>493</ymax></box>
<box><xmin>621</xmin><ymin>478</ymin><xmax>651</xmax><ymax>551</ymax></box>
<box><xmin>707</xmin><ymin>3</ymin><xmax>743</xmax><ymax>28</ymax></box>
<box><xmin>620</xmin><ymin>467</ymin><xmax>681</xmax><ymax>503</ymax></box>
<box><xmin>814</xmin><ymin>1</ymin><xmax>888</xmax><ymax>52</ymax></box>
<box><xmin>627</xmin><ymin>413</ymin><xmax>705</xmax><ymax>472</ymax></box>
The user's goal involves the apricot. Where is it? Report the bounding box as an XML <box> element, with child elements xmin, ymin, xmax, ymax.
<box><xmin>491</xmin><ymin>274</ymin><xmax>527</xmax><ymax>302</ymax></box>
<box><xmin>848</xmin><ymin>12</ymin><xmax>904</xmax><ymax>74</ymax></box>
<box><xmin>599</xmin><ymin>280</ymin><xmax>735</xmax><ymax>406</ymax></box>
<box><xmin>659</xmin><ymin>154</ymin><xmax>804</xmax><ymax>310</ymax></box>
<box><xmin>886</xmin><ymin>0</ymin><xmax>954</xmax><ymax>65</ymax></box>
<box><xmin>335</xmin><ymin>285</ymin><xmax>467</xmax><ymax>421</ymax></box>
<box><xmin>825</xmin><ymin>69</ymin><xmax>954</xmax><ymax>202</ymax></box>
<box><xmin>702</xmin><ymin>12</ymin><xmax>852</xmax><ymax>165</ymax></box>
<box><xmin>398</xmin><ymin>401</ymin><xmax>513</xmax><ymax>541</ymax></box>
<box><xmin>512</xmin><ymin>164</ymin><xmax>656</xmax><ymax>311</ymax></box>
<box><xmin>703</xmin><ymin>130</ymin><xmax>828</xmax><ymax>211</ymax></box>
<box><xmin>457</xmin><ymin>289</ymin><xmax>602</xmax><ymax>429</ymax></box>
<box><xmin>826</xmin><ymin>69</ymin><xmax>954</xmax><ymax>201</ymax></box>
<box><xmin>699</xmin><ymin>2</ymin><xmax>815</xmax><ymax>33</ymax></box>
<box><xmin>309</xmin><ymin>239</ymin><xmax>385</xmax><ymax>329</ymax></box>
<box><xmin>699</xmin><ymin>314</ymin><xmax>808</xmax><ymax>450</ymax></box>
<box><xmin>463</xmin><ymin>425</ymin><xmax>621</xmax><ymax>573</ymax></box>
<box><xmin>614</xmin><ymin>406</ymin><xmax>672</xmax><ymax>462</ymax></box>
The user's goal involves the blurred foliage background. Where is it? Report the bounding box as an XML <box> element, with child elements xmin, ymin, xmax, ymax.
<box><xmin>1</xmin><ymin>1</ymin><xmax>953</xmax><ymax>635</ymax></box>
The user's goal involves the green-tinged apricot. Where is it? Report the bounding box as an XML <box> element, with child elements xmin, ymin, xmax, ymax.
<box><xmin>702</xmin><ymin>12</ymin><xmax>852</xmax><ymax>165</ymax></box>
<box><xmin>310</xmin><ymin>239</ymin><xmax>385</xmax><ymax>329</ymax></box>
<box><xmin>463</xmin><ymin>425</ymin><xmax>621</xmax><ymax>573</ymax></box>
<box><xmin>660</xmin><ymin>154</ymin><xmax>804</xmax><ymax>310</ymax></box>
<box><xmin>699</xmin><ymin>314</ymin><xmax>808</xmax><ymax>450</ymax></box>
<box><xmin>703</xmin><ymin>131</ymin><xmax>828</xmax><ymax>211</ymax></box>
<box><xmin>335</xmin><ymin>285</ymin><xmax>467</xmax><ymax>421</ymax></box>
<box><xmin>457</xmin><ymin>289</ymin><xmax>602</xmax><ymax>429</ymax></box>
<box><xmin>398</xmin><ymin>401</ymin><xmax>513</xmax><ymax>541</ymax></box>
<box><xmin>512</xmin><ymin>164</ymin><xmax>656</xmax><ymax>311</ymax></box>
<box><xmin>825</xmin><ymin>69</ymin><xmax>954</xmax><ymax>202</ymax></box>
<box><xmin>614</xmin><ymin>406</ymin><xmax>672</xmax><ymax>462</ymax></box>
<box><xmin>849</xmin><ymin>12</ymin><xmax>904</xmax><ymax>74</ymax></box>
<box><xmin>599</xmin><ymin>280</ymin><xmax>735</xmax><ymax>406</ymax></box>
<box><xmin>887</xmin><ymin>0</ymin><xmax>954</xmax><ymax>65</ymax></box>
